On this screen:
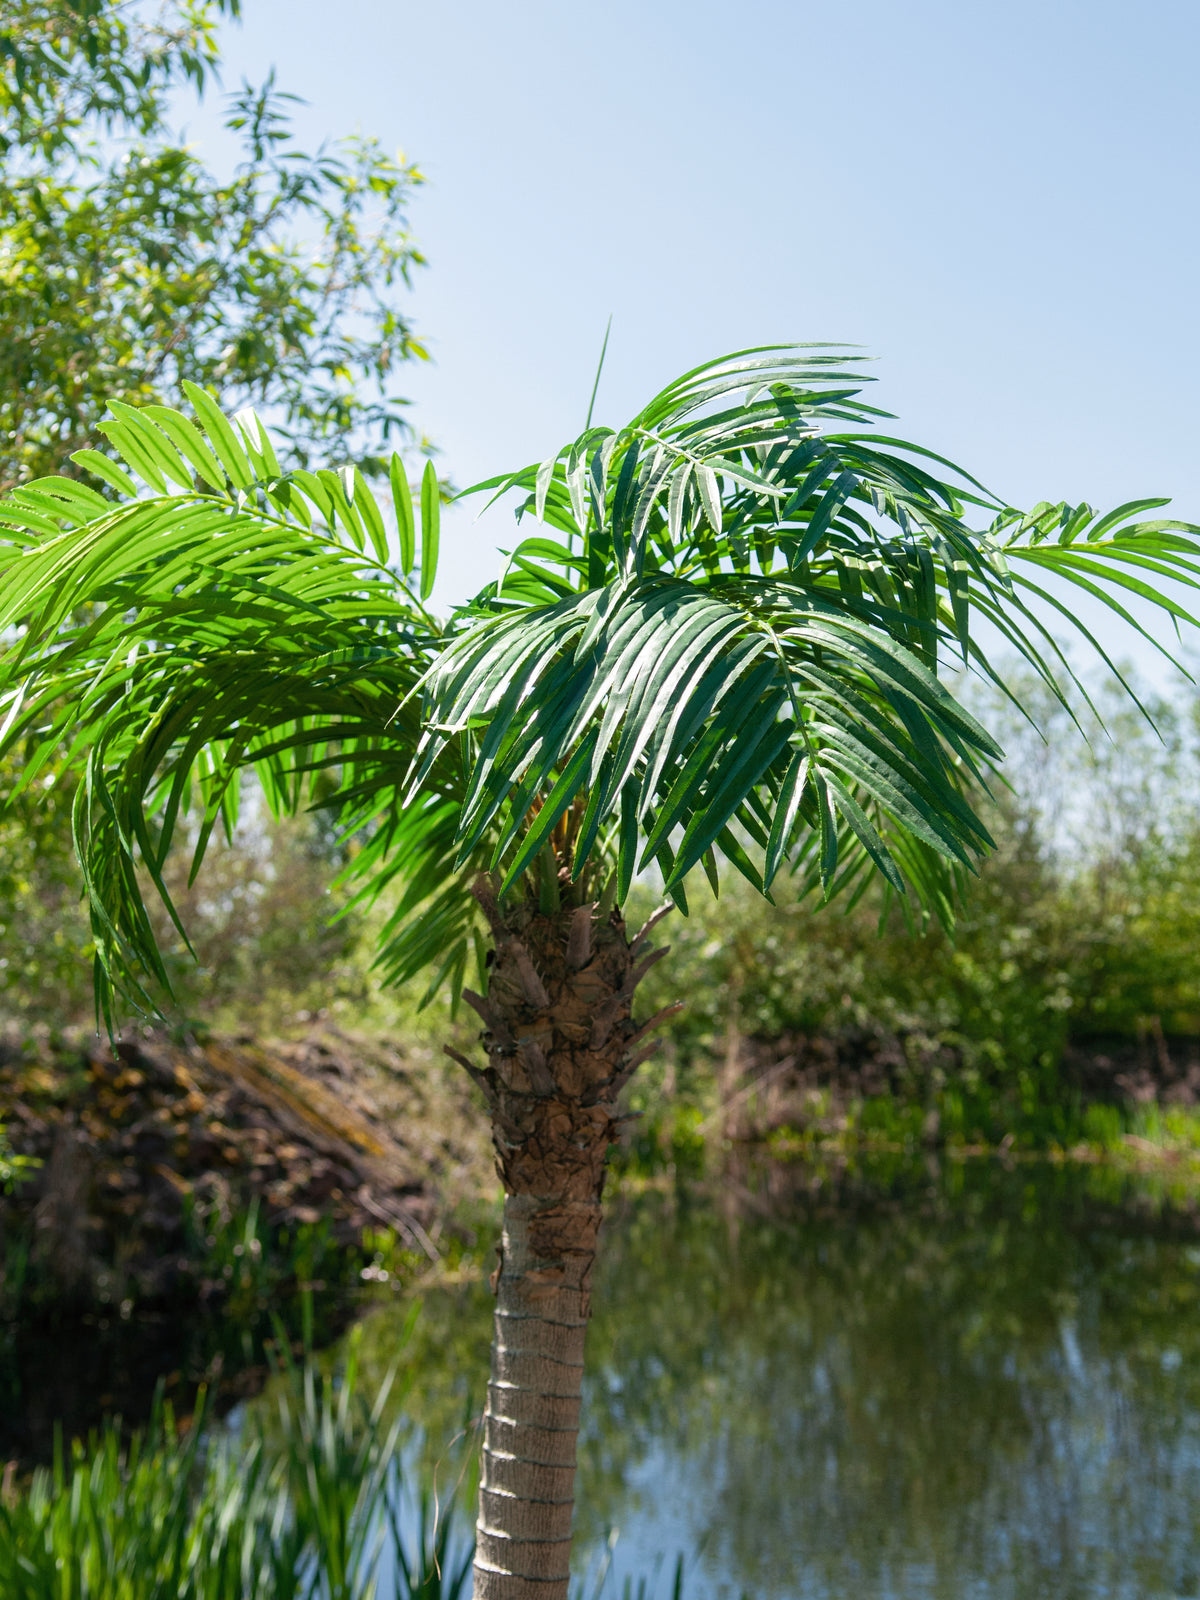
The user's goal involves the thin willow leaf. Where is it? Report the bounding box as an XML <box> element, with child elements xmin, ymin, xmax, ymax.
<box><xmin>141</xmin><ymin>406</ymin><xmax>228</xmax><ymax>492</ymax></box>
<box><xmin>498</xmin><ymin>732</ymin><xmax>598</xmax><ymax>897</ymax></box>
<box><xmin>69</xmin><ymin>449</ymin><xmax>139</xmax><ymax>498</ymax></box>
<box><xmin>353</xmin><ymin>468</ymin><xmax>390</xmax><ymax>566</ymax></box>
<box><xmin>105</xmin><ymin>401</ymin><xmax>194</xmax><ymax>490</ymax></box>
<box><xmin>764</xmin><ymin>747</ymin><xmax>809</xmax><ymax>888</ymax></box>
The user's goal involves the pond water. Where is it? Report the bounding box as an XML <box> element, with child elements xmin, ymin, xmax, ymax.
<box><xmin>343</xmin><ymin>1156</ymin><xmax>1200</xmax><ymax>1600</ymax></box>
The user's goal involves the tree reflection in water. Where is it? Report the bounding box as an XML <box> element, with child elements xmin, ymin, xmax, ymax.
<box><xmin>352</xmin><ymin>1158</ymin><xmax>1200</xmax><ymax>1599</ymax></box>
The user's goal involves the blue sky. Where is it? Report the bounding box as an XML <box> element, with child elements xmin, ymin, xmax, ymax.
<box><xmin>191</xmin><ymin>0</ymin><xmax>1200</xmax><ymax>683</ymax></box>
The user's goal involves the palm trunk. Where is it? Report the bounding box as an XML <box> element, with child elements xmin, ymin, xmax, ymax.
<box><xmin>448</xmin><ymin>873</ymin><xmax>673</xmax><ymax>1600</ymax></box>
<box><xmin>473</xmin><ymin>1192</ymin><xmax>596</xmax><ymax>1597</ymax></box>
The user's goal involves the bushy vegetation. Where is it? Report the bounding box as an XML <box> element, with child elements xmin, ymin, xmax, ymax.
<box><xmin>0</xmin><ymin>0</ymin><xmax>437</xmax><ymax>1034</ymax></box>
<box><xmin>0</xmin><ymin>1320</ymin><xmax>690</xmax><ymax>1600</ymax></box>
<box><xmin>0</xmin><ymin>748</ymin><xmax>371</xmax><ymax>1030</ymax></box>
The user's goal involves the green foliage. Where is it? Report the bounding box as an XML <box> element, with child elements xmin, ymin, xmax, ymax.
<box><xmin>0</xmin><ymin>746</ymin><xmax>91</xmax><ymax>1018</ymax></box>
<box><xmin>427</xmin><ymin>347</ymin><xmax>1200</xmax><ymax>927</ymax></box>
<box><xmin>630</xmin><ymin>753</ymin><xmax>1200</xmax><ymax>1151</ymax></box>
<box><xmin>180</xmin><ymin>1197</ymin><xmax>359</xmax><ymax>1323</ymax></box>
<box><xmin>0</xmin><ymin>0</ymin><xmax>436</xmax><ymax>1027</ymax></box>
<box><xmin>1</xmin><ymin>0</ymin><xmax>429</xmax><ymax>493</ymax></box>
<box><xmin>146</xmin><ymin>794</ymin><xmax>372</xmax><ymax>1030</ymax></box>
<box><xmin>0</xmin><ymin>387</ymin><xmax>447</xmax><ymax>1023</ymax></box>
<box><xmin>2</xmin><ymin>0</ymin><xmax>236</xmax><ymax>161</ymax></box>
<box><xmin>0</xmin><ymin>743</ymin><xmax>371</xmax><ymax>1028</ymax></box>
<box><xmin>0</xmin><ymin>1311</ymin><xmax>693</xmax><ymax>1598</ymax></box>
<box><xmin>634</xmin><ymin>808</ymin><xmax>1067</xmax><ymax>1067</ymax></box>
<box><xmin>0</xmin><ymin>352</ymin><xmax>1197</xmax><ymax>1027</ymax></box>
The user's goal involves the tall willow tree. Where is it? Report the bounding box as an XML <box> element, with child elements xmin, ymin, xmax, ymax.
<box><xmin>2</xmin><ymin>347</ymin><xmax>1198</xmax><ymax>1598</ymax></box>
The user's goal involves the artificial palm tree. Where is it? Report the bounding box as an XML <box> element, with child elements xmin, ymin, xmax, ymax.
<box><xmin>2</xmin><ymin>347</ymin><xmax>1198</xmax><ymax>1599</ymax></box>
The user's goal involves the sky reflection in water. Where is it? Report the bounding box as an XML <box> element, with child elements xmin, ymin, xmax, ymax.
<box><xmin>366</xmin><ymin>1159</ymin><xmax>1200</xmax><ymax>1600</ymax></box>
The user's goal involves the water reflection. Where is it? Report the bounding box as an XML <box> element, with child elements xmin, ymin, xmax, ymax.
<box><xmin>351</xmin><ymin>1159</ymin><xmax>1200</xmax><ymax>1599</ymax></box>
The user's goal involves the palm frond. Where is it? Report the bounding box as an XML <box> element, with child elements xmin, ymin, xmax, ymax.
<box><xmin>430</xmin><ymin>344</ymin><xmax>1200</xmax><ymax>920</ymax></box>
<box><xmin>0</xmin><ymin>392</ymin><xmax>451</xmax><ymax>1020</ymax></box>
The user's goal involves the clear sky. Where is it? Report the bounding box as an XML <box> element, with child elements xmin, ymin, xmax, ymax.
<box><xmin>190</xmin><ymin>0</ymin><xmax>1200</xmax><ymax>683</ymax></box>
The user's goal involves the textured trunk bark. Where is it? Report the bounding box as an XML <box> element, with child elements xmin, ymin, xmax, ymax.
<box><xmin>473</xmin><ymin>1192</ymin><xmax>596</xmax><ymax>1598</ymax></box>
<box><xmin>447</xmin><ymin>871</ymin><xmax>674</xmax><ymax>1600</ymax></box>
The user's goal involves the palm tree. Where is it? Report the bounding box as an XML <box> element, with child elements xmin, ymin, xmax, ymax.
<box><xmin>2</xmin><ymin>348</ymin><xmax>1198</xmax><ymax>1599</ymax></box>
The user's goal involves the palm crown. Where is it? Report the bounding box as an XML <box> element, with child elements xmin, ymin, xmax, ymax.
<box><xmin>2</xmin><ymin>347</ymin><xmax>1199</xmax><ymax>1027</ymax></box>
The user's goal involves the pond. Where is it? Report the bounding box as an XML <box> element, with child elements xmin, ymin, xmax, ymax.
<box><xmin>341</xmin><ymin>1155</ymin><xmax>1200</xmax><ymax>1600</ymax></box>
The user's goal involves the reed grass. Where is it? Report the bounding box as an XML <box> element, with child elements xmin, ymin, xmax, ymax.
<box><xmin>0</xmin><ymin>1325</ymin><xmax>473</xmax><ymax>1600</ymax></box>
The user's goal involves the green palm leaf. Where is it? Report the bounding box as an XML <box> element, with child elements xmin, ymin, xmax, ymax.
<box><xmin>0</xmin><ymin>394</ymin><xmax>459</xmax><ymax>1019</ymax></box>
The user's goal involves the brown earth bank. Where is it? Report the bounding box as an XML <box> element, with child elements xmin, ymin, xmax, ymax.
<box><xmin>0</xmin><ymin>1023</ymin><xmax>496</xmax><ymax>1462</ymax></box>
<box><xmin>0</xmin><ymin>1024</ymin><xmax>493</xmax><ymax>1314</ymax></box>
